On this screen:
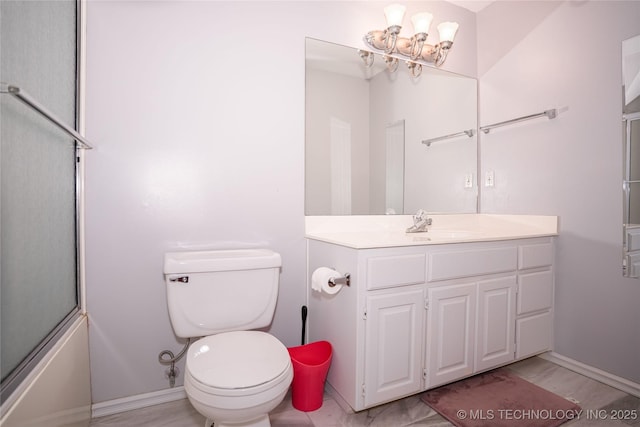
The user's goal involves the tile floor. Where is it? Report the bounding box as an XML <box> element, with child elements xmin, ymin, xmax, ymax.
<box><xmin>90</xmin><ymin>357</ymin><xmax>640</xmax><ymax>426</ymax></box>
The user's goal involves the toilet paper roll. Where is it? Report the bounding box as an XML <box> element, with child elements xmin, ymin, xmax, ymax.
<box><xmin>311</xmin><ymin>267</ymin><xmax>343</xmax><ymax>295</ymax></box>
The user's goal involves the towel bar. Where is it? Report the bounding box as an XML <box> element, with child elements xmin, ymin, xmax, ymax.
<box><xmin>0</xmin><ymin>83</ymin><xmax>93</xmax><ymax>149</ymax></box>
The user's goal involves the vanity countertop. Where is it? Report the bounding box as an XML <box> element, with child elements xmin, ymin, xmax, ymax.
<box><xmin>305</xmin><ymin>214</ymin><xmax>558</xmax><ymax>249</ymax></box>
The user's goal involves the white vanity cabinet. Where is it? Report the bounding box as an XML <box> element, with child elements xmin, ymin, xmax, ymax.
<box><xmin>425</xmin><ymin>282</ymin><xmax>477</xmax><ymax>388</ymax></box>
<box><xmin>364</xmin><ymin>287</ymin><xmax>425</xmax><ymax>406</ymax></box>
<box><xmin>424</xmin><ymin>244</ymin><xmax>518</xmax><ymax>388</ymax></box>
<box><xmin>307</xmin><ymin>236</ymin><xmax>555</xmax><ymax>412</ymax></box>
<box><xmin>515</xmin><ymin>242</ymin><xmax>554</xmax><ymax>358</ymax></box>
<box><xmin>425</xmin><ymin>274</ymin><xmax>518</xmax><ymax>388</ymax></box>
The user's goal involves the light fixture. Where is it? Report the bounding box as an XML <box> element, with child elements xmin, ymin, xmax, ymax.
<box><xmin>363</xmin><ymin>3</ymin><xmax>459</xmax><ymax>74</ymax></box>
<box><xmin>358</xmin><ymin>50</ymin><xmax>374</xmax><ymax>67</ymax></box>
<box><xmin>380</xmin><ymin>3</ymin><xmax>406</xmax><ymax>53</ymax></box>
<box><xmin>384</xmin><ymin>55</ymin><xmax>399</xmax><ymax>72</ymax></box>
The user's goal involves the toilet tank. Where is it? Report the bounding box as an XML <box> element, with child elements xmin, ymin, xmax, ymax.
<box><xmin>164</xmin><ymin>249</ymin><xmax>281</xmax><ymax>338</ymax></box>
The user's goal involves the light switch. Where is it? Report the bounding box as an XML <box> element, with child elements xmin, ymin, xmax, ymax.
<box><xmin>464</xmin><ymin>174</ymin><xmax>473</xmax><ymax>188</ymax></box>
<box><xmin>485</xmin><ymin>170</ymin><xmax>495</xmax><ymax>187</ymax></box>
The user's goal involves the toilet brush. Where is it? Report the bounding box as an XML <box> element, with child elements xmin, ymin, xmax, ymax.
<box><xmin>301</xmin><ymin>305</ymin><xmax>308</xmax><ymax>345</ymax></box>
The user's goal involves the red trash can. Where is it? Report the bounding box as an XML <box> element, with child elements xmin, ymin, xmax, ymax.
<box><xmin>287</xmin><ymin>341</ymin><xmax>332</xmax><ymax>411</ymax></box>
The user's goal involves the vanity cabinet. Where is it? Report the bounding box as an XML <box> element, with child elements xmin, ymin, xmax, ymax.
<box><xmin>475</xmin><ymin>277</ymin><xmax>517</xmax><ymax>371</ymax></box>
<box><xmin>307</xmin><ymin>237</ymin><xmax>555</xmax><ymax>412</ymax></box>
<box><xmin>425</xmin><ymin>282</ymin><xmax>477</xmax><ymax>388</ymax></box>
<box><xmin>515</xmin><ymin>242</ymin><xmax>554</xmax><ymax>358</ymax></box>
<box><xmin>425</xmin><ymin>277</ymin><xmax>517</xmax><ymax>388</ymax></box>
<box><xmin>364</xmin><ymin>288</ymin><xmax>425</xmax><ymax>406</ymax></box>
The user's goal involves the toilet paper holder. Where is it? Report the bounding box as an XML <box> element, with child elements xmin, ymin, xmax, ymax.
<box><xmin>328</xmin><ymin>272</ymin><xmax>351</xmax><ymax>288</ymax></box>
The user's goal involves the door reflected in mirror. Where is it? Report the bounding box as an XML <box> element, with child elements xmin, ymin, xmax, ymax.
<box><xmin>305</xmin><ymin>38</ymin><xmax>478</xmax><ymax>216</ymax></box>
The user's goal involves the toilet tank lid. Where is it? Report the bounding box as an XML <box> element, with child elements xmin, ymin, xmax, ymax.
<box><xmin>164</xmin><ymin>249</ymin><xmax>281</xmax><ymax>274</ymax></box>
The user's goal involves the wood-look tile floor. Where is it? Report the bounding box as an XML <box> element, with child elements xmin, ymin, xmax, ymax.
<box><xmin>90</xmin><ymin>357</ymin><xmax>640</xmax><ymax>426</ymax></box>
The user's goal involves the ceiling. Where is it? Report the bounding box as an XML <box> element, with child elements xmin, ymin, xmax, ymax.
<box><xmin>447</xmin><ymin>1</ymin><xmax>494</xmax><ymax>12</ymax></box>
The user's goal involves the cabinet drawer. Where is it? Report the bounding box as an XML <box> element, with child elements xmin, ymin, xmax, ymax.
<box><xmin>367</xmin><ymin>254</ymin><xmax>426</xmax><ymax>290</ymax></box>
<box><xmin>626</xmin><ymin>252</ymin><xmax>640</xmax><ymax>277</ymax></box>
<box><xmin>518</xmin><ymin>243</ymin><xmax>553</xmax><ymax>269</ymax></box>
<box><xmin>516</xmin><ymin>311</ymin><xmax>552</xmax><ymax>359</ymax></box>
<box><xmin>428</xmin><ymin>246</ymin><xmax>517</xmax><ymax>282</ymax></box>
<box><xmin>626</xmin><ymin>227</ymin><xmax>640</xmax><ymax>252</ymax></box>
<box><xmin>517</xmin><ymin>270</ymin><xmax>553</xmax><ymax>315</ymax></box>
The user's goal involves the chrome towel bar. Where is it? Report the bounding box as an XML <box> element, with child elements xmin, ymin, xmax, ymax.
<box><xmin>422</xmin><ymin>129</ymin><xmax>475</xmax><ymax>146</ymax></box>
<box><xmin>0</xmin><ymin>83</ymin><xmax>93</xmax><ymax>149</ymax></box>
<box><xmin>480</xmin><ymin>109</ymin><xmax>558</xmax><ymax>134</ymax></box>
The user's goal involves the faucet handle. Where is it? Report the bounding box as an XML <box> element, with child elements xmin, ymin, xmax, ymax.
<box><xmin>414</xmin><ymin>209</ymin><xmax>429</xmax><ymax>223</ymax></box>
<box><xmin>406</xmin><ymin>209</ymin><xmax>431</xmax><ymax>233</ymax></box>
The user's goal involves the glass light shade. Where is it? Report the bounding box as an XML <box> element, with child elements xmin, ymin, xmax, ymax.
<box><xmin>411</xmin><ymin>12</ymin><xmax>433</xmax><ymax>35</ymax></box>
<box><xmin>384</xmin><ymin>4</ymin><xmax>406</xmax><ymax>27</ymax></box>
<box><xmin>437</xmin><ymin>21</ymin><xmax>459</xmax><ymax>43</ymax></box>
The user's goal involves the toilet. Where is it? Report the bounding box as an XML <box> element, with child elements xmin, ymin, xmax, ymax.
<box><xmin>163</xmin><ymin>249</ymin><xmax>293</xmax><ymax>427</ymax></box>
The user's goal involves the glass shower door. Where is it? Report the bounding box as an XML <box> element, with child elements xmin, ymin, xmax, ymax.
<box><xmin>0</xmin><ymin>94</ymin><xmax>80</xmax><ymax>396</ymax></box>
<box><xmin>0</xmin><ymin>0</ymin><xmax>81</xmax><ymax>400</ymax></box>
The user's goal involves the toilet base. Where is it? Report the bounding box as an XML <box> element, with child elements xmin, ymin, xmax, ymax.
<box><xmin>204</xmin><ymin>414</ymin><xmax>270</xmax><ymax>427</ymax></box>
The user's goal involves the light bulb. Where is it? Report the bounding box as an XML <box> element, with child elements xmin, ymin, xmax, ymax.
<box><xmin>384</xmin><ymin>4</ymin><xmax>406</xmax><ymax>27</ymax></box>
<box><xmin>411</xmin><ymin>12</ymin><xmax>433</xmax><ymax>35</ymax></box>
<box><xmin>437</xmin><ymin>21</ymin><xmax>459</xmax><ymax>43</ymax></box>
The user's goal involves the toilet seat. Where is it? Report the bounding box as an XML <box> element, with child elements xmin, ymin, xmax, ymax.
<box><xmin>186</xmin><ymin>331</ymin><xmax>291</xmax><ymax>396</ymax></box>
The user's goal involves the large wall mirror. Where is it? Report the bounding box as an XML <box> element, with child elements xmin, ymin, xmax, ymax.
<box><xmin>623</xmin><ymin>34</ymin><xmax>640</xmax><ymax>278</ymax></box>
<box><xmin>305</xmin><ymin>38</ymin><xmax>478</xmax><ymax>216</ymax></box>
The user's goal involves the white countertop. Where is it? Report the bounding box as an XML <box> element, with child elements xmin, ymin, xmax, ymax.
<box><xmin>305</xmin><ymin>214</ymin><xmax>559</xmax><ymax>249</ymax></box>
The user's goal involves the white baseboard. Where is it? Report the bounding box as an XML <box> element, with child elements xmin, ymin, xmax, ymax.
<box><xmin>540</xmin><ymin>352</ymin><xmax>640</xmax><ymax>398</ymax></box>
<box><xmin>91</xmin><ymin>387</ymin><xmax>186</xmax><ymax>419</ymax></box>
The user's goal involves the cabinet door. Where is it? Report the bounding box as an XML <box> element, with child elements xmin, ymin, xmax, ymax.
<box><xmin>364</xmin><ymin>289</ymin><xmax>425</xmax><ymax>407</ymax></box>
<box><xmin>426</xmin><ymin>283</ymin><xmax>476</xmax><ymax>388</ymax></box>
<box><xmin>475</xmin><ymin>276</ymin><xmax>516</xmax><ymax>371</ymax></box>
<box><xmin>517</xmin><ymin>270</ymin><xmax>553</xmax><ymax>315</ymax></box>
<box><xmin>516</xmin><ymin>311</ymin><xmax>552</xmax><ymax>359</ymax></box>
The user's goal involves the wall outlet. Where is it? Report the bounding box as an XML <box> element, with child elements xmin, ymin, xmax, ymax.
<box><xmin>485</xmin><ymin>171</ymin><xmax>495</xmax><ymax>187</ymax></box>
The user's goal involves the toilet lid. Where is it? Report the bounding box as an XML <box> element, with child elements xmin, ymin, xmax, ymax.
<box><xmin>187</xmin><ymin>331</ymin><xmax>290</xmax><ymax>389</ymax></box>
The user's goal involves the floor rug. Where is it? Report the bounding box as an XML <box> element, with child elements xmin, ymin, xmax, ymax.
<box><xmin>421</xmin><ymin>369</ymin><xmax>581</xmax><ymax>427</ymax></box>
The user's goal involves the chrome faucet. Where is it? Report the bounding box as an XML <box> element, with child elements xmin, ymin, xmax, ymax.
<box><xmin>406</xmin><ymin>209</ymin><xmax>432</xmax><ymax>233</ymax></box>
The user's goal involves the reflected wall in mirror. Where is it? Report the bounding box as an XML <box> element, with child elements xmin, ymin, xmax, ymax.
<box><xmin>622</xmin><ymin>34</ymin><xmax>640</xmax><ymax>278</ymax></box>
<box><xmin>305</xmin><ymin>38</ymin><xmax>478</xmax><ymax>216</ymax></box>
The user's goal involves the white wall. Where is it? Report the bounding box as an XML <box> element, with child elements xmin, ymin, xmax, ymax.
<box><xmin>478</xmin><ymin>1</ymin><xmax>640</xmax><ymax>383</ymax></box>
<box><xmin>85</xmin><ymin>0</ymin><xmax>477</xmax><ymax>403</ymax></box>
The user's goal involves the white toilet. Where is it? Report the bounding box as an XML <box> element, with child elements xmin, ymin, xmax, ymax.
<box><xmin>163</xmin><ymin>249</ymin><xmax>293</xmax><ymax>427</ymax></box>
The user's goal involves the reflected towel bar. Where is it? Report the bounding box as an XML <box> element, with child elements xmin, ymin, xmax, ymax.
<box><xmin>0</xmin><ymin>83</ymin><xmax>93</xmax><ymax>149</ymax></box>
<box><xmin>422</xmin><ymin>129</ymin><xmax>475</xmax><ymax>146</ymax></box>
<box><xmin>480</xmin><ymin>109</ymin><xmax>557</xmax><ymax>134</ymax></box>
